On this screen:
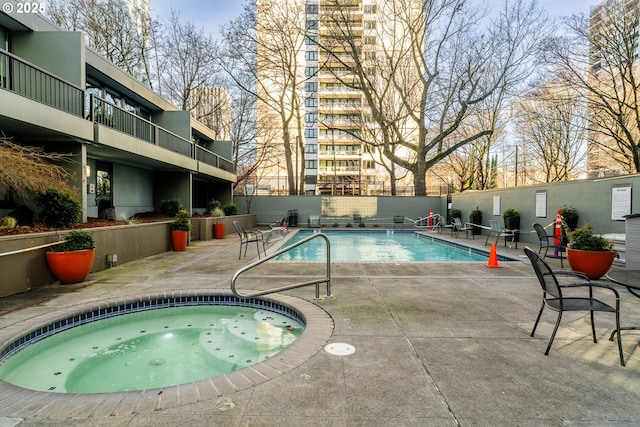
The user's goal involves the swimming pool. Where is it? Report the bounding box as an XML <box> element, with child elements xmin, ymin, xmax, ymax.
<box><xmin>274</xmin><ymin>230</ymin><xmax>509</xmax><ymax>262</ymax></box>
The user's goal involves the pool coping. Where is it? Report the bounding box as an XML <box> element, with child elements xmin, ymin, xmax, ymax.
<box><xmin>0</xmin><ymin>291</ymin><xmax>334</xmax><ymax>416</ymax></box>
<box><xmin>273</xmin><ymin>229</ymin><xmax>520</xmax><ymax>262</ymax></box>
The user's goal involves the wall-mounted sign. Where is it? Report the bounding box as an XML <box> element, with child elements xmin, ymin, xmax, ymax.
<box><xmin>611</xmin><ymin>186</ymin><xmax>632</xmax><ymax>220</ymax></box>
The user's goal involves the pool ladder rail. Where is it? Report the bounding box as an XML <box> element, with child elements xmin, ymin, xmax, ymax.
<box><xmin>231</xmin><ymin>232</ymin><xmax>332</xmax><ymax>300</ymax></box>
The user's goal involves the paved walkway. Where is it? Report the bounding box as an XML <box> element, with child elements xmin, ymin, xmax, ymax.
<box><xmin>0</xmin><ymin>228</ymin><xmax>639</xmax><ymax>426</ymax></box>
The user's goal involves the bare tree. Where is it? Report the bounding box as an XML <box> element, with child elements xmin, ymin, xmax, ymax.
<box><xmin>0</xmin><ymin>135</ymin><xmax>74</xmax><ymax>200</ymax></box>
<box><xmin>545</xmin><ymin>4</ymin><xmax>640</xmax><ymax>176</ymax></box>
<box><xmin>220</xmin><ymin>1</ymin><xmax>308</xmax><ymax>195</ymax></box>
<box><xmin>47</xmin><ymin>0</ymin><xmax>152</xmax><ymax>84</ymax></box>
<box><xmin>320</xmin><ymin>0</ymin><xmax>551</xmax><ymax>195</ymax></box>
<box><xmin>514</xmin><ymin>78</ymin><xmax>587</xmax><ymax>182</ymax></box>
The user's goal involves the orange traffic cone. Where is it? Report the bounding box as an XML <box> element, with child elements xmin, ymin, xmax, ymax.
<box><xmin>485</xmin><ymin>243</ymin><xmax>501</xmax><ymax>268</ymax></box>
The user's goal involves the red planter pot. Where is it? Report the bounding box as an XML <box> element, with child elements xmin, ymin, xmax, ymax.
<box><xmin>45</xmin><ymin>249</ymin><xmax>96</xmax><ymax>284</ymax></box>
<box><xmin>566</xmin><ymin>248</ymin><xmax>615</xmax><ymax>280</ymax></box>
<box><xmin>214</xmin><ymin>223</ymin><xmax>226</xmax><ymax>239</ymax></box>
<box><xmin>171</xmin><ymin>230</ymin><xmax>189</xmax><ymax>251</ymax></box>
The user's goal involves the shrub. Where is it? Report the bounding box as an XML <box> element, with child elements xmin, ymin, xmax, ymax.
<box><xmin>34</xmin><ymin>188</ymin><xmax>81</xmax><ymax>228</ymax></box>
<box><xmin>568</xmin><ymin>224</ymin><xmax>613</xmax><ymax>252</ymax></box>
<box><xmin>61</xmin><ymin>229</ymin><xmax>95</xmax><ymax>251</ymax></box>
<box><xmin>223</xmin><ymin>202</ymin><xmax>238</xmax><ymax>216</ymax></box>
<box><xmin>207</xmin><ymin>199</ymin><xmax>222</xmax><ymax>213</ymax></box>
<box><xmin>171</xmin><ymin>209</ymin><xmax>191</xmax><ymax>231</ymax></box>
<box><xmin>502</xmin><ymin>208</ymin><xmax>520</xmax><ymax>218</ymax></box>
<box><xmin>159</xmin><ymin>198</ymin><xmax>184</xmax><ymax>217</ymax></box>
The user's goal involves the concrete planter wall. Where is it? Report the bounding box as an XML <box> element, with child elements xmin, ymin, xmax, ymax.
<box><xmin>190</xmin><ymin>214</ymin><xmax>255</xmax><ymax>241</ymax></box>
<box><xmin>0</xmin><ymin>222</ymin><xmax>172</xmax><ymax>298</ymax></box>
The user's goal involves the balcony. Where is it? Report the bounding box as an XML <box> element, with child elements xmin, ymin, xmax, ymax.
<box><xmin>0</xmin><ymin>49</ymin><xmax>83</xmax><ymax>117</ymax></box>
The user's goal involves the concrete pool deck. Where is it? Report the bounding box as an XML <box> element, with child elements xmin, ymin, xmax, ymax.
<box><xmin>1</xmin><ymin>228</ymin><xmax>640</xmax><ymax>426</ymax></box>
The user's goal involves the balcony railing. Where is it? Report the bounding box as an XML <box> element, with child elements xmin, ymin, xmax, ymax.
<box><xmin>0</xmin><ymin>49</ymin><xmax>83</xmax><ymax>116</ymax></box>
<box><xmin>1</xmin><ymin>50</ymin><xmax>233</xmax><ymax>174</ymax></box>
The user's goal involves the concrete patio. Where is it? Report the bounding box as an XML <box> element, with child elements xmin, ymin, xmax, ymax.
<box><xmin>0</xmin><ymin>228</ymin><xmax>639</xmax><ymax>426</ymax></box>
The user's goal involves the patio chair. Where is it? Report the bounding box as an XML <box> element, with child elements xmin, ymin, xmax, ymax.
<box><xmin>523</xmin><ymin>247</ymin><xmax>624</xmax><ymax>366</ymax></box>
<box><xmin>485</xmin><ymin>219</ymin><xmax>516</xmax><ymax>247</ymax></box>
<box><xmin>393</xmin><ymin>215</ymin><xmax>404</xmax><ymax>229</ymax></box>
<box><xmin>533</xmin><ymin>223</ymin><xmax>567</xmax><ymax>267</ymax></box>
<box><xmin>353</xmin><ymin>214</ymin><xmax>363</xmax><ymax>226</ymax></box>
<box><xmin>270</xmin><ymin>216</ymin><xmax>287</xmax><ymax>229</ymax></box>
<box><xmin>308</xmin><ymin>215</ymin><xmax>321</xmax><ymax>228</ymax></box>
<box><xmin>452</xmin><ymin>217</ymin><xmax>473</xmax><ymax>239</ymax></box>
<box><xmin>232</xmin><ymin>221</ymin><xmax>264</xmax><ymax>259</ymax></box>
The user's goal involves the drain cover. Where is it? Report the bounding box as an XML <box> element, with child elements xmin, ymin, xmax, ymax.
<box><xmin>324</xmin><ymin>343</ymin><xmax>356</xmax><ymax>356</ymax></box>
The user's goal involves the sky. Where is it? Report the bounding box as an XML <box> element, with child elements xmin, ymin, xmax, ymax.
<box><xmin>150</xmin><ymin>0</ymin><xmax>597</xmax><ymax>41</ymax></box>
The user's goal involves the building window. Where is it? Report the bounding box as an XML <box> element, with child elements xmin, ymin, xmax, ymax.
<box><xmin>305</xmin><ymin>81</ymin><xmax>318</xmax><ymax>92</ymax></box>
<box><xmin>305</xmin><ymin>66</ymin><xmax>318</xmax><ymax>77</ymax></box>
<box><xmin>306</xmin><ymin>50</ymin><xmax>318</xmax><ymax>61</ymax></box>
<box><xmin>305</xmin><ymin>144</ymin><xmax>317</xmax><ymax>154</ymax></box>
<box><xmin>305</xmin><ymin>112</ymin><xmax>318</xmax><ymax>123</ymax></box>
<box><xmin>305</xmin><ymin>128</ymin><xmax>318</xmax><ymax>138</ymax></box>
<box><xmin>306</xmin><ymin>19</ymin><xmax>318</xmax><ymax>30</ymax></box>
<box><xmin>306</xmin><ymin>4</ymin><xmax>318</xmax><ymax>14</ymax></box>
<box><xmin>364</xmin><ymin>21</ymin><xmax>376</xmax><ymax>30</ymax></box>
<box><xmin>364</xmin><ymin>5</ymin><xmax>377</xmax><ymax>13</ymax></box>
<box><xmin>306</xmin><ymin>35</ymin><xmax>318</xmax><ymax>45</ymax></box>
<box><xmin>305</xmin><ymin>160</ymin><xmax>317</xmax><ymax>169</ymax></box>
<box><xmin>305</xmin><ymin>97</ymin><xmax>318</xmax><ymax>107</ymax></box>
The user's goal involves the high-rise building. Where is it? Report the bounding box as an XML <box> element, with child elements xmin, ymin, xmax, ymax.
<box><xmin>190</xmin><ymin>87</ymin><xmax>233</xmax><ymax>141</ymax></box>
<box><xmin>256</xmin><ymin>0</ymin><xmax>403</xmax><ymax>195</ymax></box>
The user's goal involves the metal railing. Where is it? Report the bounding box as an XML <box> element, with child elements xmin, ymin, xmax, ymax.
<box><xmin>0</xmin><ymin>49</ymin><xmax>83</xmax><ymax>116</ymax></box>
<box><xmin>231</xmin><ymin>232</ymin><xmax>332</xmax><ymax>300</ymax></box>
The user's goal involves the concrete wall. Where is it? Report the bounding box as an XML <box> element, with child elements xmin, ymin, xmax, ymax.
<box><xmin>235</xmin><ymin>195</ymin><xmax>446</xmax><ymax>227</ymax></box>
<box><xmin>451</xmin><ymin>175</ymin><xmax>640</xmax><ymax>246</ymax></box>
<box><xmin>0</xmin><ymin>222</ymin><xmax>171</xmax><ymax>298</ymax></box>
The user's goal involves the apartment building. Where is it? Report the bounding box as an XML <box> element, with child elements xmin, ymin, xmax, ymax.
<box><xmin>0</xmin><ymin>3</ymin><xmax>235</xmax><ymax>221</ymax></box>
<box><xmin>257</xmin><ymin>0</ymin><xmax>401</xmax><ymax>196</ymax></box>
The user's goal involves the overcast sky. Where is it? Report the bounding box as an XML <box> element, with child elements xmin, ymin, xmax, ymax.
<box><xmin>149</xmin><ymin>0</ymin><xmax>597</xmax><ymax>41</ymax></box>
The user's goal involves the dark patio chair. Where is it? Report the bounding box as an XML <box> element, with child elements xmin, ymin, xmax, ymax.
<box><xmin>533</xmin><ymin>223</ymin><xmax>567</xmax><ymax>267</ymax></box>
<box><xmin>353</xmin><ymin>214</ymin><xmax>363</xmax><ymax>226</ymax></box>
<box><xmin>523</xmin><ymin>247</ymin><xmax>624</xmax><ymax>366</ymax></box>
<box><xmin>232</xmin><ymin>221</ymin><xmax>264</xmax><ymax>259</ymax></box>
<box><xmin>393</xmin><ymin>215</ymin><xmax>404</xmax><ymax>229</ymax></box>
<box><xmin>452</xmin><ymin>217</ymin><xmax>473</xmax><ymax>239</ymax></box>
<box><xmin>308</xmin><ymin>215</ymin><xmax>321</xmax><ymax>228</ymax></box>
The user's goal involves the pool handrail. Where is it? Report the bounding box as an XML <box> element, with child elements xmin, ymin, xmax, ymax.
<box><xmin>231</xmin><ymin>232</ymin><xmax>332</xmax><ymax>300</ymax></box>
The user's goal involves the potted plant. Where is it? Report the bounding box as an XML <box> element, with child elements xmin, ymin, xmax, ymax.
<box><xmin>170</xmin><ymin>209</ymin><xmax>191</xmax><ymax>251</ymax></box>
<box><xmin>449</xmin><ymin>207</ymin><xmax>461</xmax><ymax>219</ymax></box>
<box><xmin>45</xmin><ymin>230</ymin><xmax>96</xmax><ymax>284</ymax></box>
<box><xmin>470</xmin><ymin>207</ymin><xmax>482</xmax><ymax>236</ymax></box>
<box><xmin>561</xmin><ymin>205</ymin><xmax>579</xmax><ymax>231</ymax></box>
<box><xmin>211</xmin><ymin>207</ymin><xmax>226</xmax><ymax>239</ymax></box>
<box><xmin>223</xmin><ymin>202</ymin><xmax>238</xmax><ymax>216</ymax></box>
<box><xmin>566</xmin><ymin>224</ymin><xmax>615</xmax><ymax>279</ymax></box>
<box><xmin>502</xmin><ymin>208</ymin><xmax>520</xmax><ymax>243</ymax></box>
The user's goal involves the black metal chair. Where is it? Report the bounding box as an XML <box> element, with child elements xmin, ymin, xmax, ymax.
<box><xmin>533</xmin><ymin>223</ymin><xmax>567</xmax><ymax>267</ymax></box>
<box><xmin>523</xmin><ymin>247</ymin><xmax>624</xmax><ymax>366</ymax></box>
<box><xmin>232</xmin><ymin>221</ymin><xmax>264</xmax><ymax>259</ymax></box>
<box><xmin>393</xmin><ymin>215</ymin><xmax>404</xmax><ymax>229</ymax></box>
<box><xmin>353</xmin><ymin>214</ymin><xmax>363</xmax><ymax>227</ymax></box>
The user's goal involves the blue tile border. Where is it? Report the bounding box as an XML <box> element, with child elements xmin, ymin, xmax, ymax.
<box><xmin>0</xmin><ymin>293</ymin><xmax>307</xmax><ymax>364</ymax></box>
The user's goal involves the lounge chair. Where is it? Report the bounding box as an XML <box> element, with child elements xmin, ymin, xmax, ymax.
<box><xmin>452</xmin><ymin>217</ymin><xmax>473</xmax><ymax>239</ymax></box>
<box><xmin>485</xmin><ymin>219</ymin><xmax>516</xmax><ymax>247</ymax></box>
<box><xmin>524</xmin><ymin>247</ymin><xmax>624</xmax><ymax>366</ymax></box>
<box><xmin>533</xmin><ymin>223</ymin><xmax>567</xmax><ymax>267</ymax></box>
<box><xmin>308</xmin><ymin>215</ymin><xmax>321</xmax><ymax>228</ymax></box>
<box><xmin>232</xmin><ymin>221</ymin><xmax>264</xmax><ymax>259</ymax></box>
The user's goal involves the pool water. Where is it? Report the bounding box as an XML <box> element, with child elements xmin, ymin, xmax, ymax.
<box><xmin>0</xmin><ymin>305</ymin><xmax>303</xmax><ymax>393</ymax></box>
<box><xmin>275</xmin><ymin>230</ymin><xmax>495</xmax><ymax>262</ymax></box>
